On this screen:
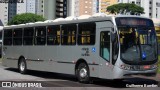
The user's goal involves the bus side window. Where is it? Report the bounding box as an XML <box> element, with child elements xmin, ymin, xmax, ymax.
<box><xmin>47</xmin><ymin>25</ymin><xmax>60</xmax><ymax>45</ymax></box>
<box><xmin>13</xmin><ymin>28</ymin><xmax>22</xmax><ymax>45</ymax></box>
<box><xmin>61</xmin><ymin>24</ymin><xmax>77</xmax><ymax>45</ymax></box>
<box><xmin>100</xmin><ymin>31</ymin><xmax>110</xmax><ymax>62</ymax></box>
<box><xmin>4</xmin><ymin>29</ymin><xmax>12</xmax><ymax>45</ymax></box>
<box><xmin>35</xmin><ymin>26</ymin><xmax>46</xmax><ymax>45</ymax></box>
<box><xmin>23</xmin><ymin>28</ymin><xmax>34</xmax><ymax>45</ymax></box>
<box><xmin>78</xmin><ymin>22</ymin><xmax>95</xmax><ymax>45</ymax></box>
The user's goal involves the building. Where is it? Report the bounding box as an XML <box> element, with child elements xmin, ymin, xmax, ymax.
<box><xmin>43</xmin><ymin>0</ymin><xmax>56</xmax><ymax>19</ymax></box>
<box><xmin>56</xmin><ymin>0</ymin><xmax>68</xmax><ymax>18</ymax></box>
<box><xmin>17</xmin><ymin>0</ymin><xmax>37</xmax><ymax>14</ymax></box>
<box><xmin>99</xmin><ymin>0</ymin><xmax>117</xmax><ymax>14</ymax></box>
<box><xmin>68</xmin><ymin>0</ymin><xmax>75</xmax><ymax>16</ymax></box>
<box><xmin>36</xmin><ymin>0</ymin><xmax>44</xmax><ymax>16</ymax></box>
<box><xmin>0</xmin><ymin>3</ymin><xmax>8</xmax><ymax>25</ymax></box>
<box><xmin>73</xmin><ymin>0</ymin><xmax>97</xmax><ymax>16</ymax></box>
<box><xmin>152</xmin><ymin>18</ymin><xmax>160</xmax><ymax>41</ymax></box>
<box><xmin>26</xmin><ymin>0</ymin><xmax>37</xmax><ymax>13</ymax></box>
<box><xmin>8</xmin><ymin>3</ymin><xmax>17</xmax><ymax>22</ymax></box>
<box><xmin>17</xmin><ymin>0</ymin><xmax>27</xmax><ymax>14</ymax></box>
<box><xmin>118</xmin><ymin>0</ymin><xmax>160</xmax><ymax>19</ymax></box>
<box><xmin>0</xmin><ymin>0</ymin><xmax>39</xmax><ymax>25</ymax></box>
<box><xmin>37</xmin><ymin>0</ymin><xmax>69</xmax><ymax>19</ymax></box>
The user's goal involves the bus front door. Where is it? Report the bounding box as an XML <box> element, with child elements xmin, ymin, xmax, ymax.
<box><xmin>99</xmin><ymin>30</ymin><xmax>113</xmax><ymax>79</ymax></box>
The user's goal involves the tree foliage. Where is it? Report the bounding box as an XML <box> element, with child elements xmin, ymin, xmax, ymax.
<box><xmin>107</xmin><ymin>3</ymin><xmax>144</xmax><ymax>15</ymax></box>
<box><xmin>8</xmin><ymin>13</ymin><xmax>45</xmax><ymax>25</ymax></box>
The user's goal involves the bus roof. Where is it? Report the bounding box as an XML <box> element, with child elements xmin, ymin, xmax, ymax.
<box><xmin>3</xmin><ymin>14</ymin><xmax>151</xmax><ymax>29</ymax></box>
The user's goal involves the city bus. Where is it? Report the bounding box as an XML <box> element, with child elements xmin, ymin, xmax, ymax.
<box><xmin>2</xmin><ymin>14</ymin><xmax>158</xmax><ymax>83</ymax></box>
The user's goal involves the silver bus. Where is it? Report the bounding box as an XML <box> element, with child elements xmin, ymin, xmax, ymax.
<box><xmin>2</xmin><ymin>15</ymin><xmax>158</xmax><ymax>83</ymax></box>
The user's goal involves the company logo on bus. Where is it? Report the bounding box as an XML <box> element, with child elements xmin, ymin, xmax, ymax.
<box><xmin>142</xmin><ymin>52</ymin><xmax>146</xmax><ymax>60</ymax></box>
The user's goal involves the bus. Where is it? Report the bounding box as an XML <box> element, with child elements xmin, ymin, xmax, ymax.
<box><xmin>2</xmin><ymin>14</ymin><xmax>158</xmax><ymax>83</ymax></box>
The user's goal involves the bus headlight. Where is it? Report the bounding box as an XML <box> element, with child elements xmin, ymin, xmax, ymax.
<box><xmin>151</xmin><ymin>64</ymin><xmax>158</xmax><ymax>69</ymax></box>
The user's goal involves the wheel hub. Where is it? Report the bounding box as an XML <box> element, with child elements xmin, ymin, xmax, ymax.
<box><xmin>79</xmin><ymin>68</ymin><xmax>87</xmax><ymax>78</ymax></box>
<box><xmin>20</xmin><ymin>62</ymin><xmax>25</xmax><ymax>71</ymax></box>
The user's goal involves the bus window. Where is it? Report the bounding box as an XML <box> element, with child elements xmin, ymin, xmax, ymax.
<box><xmin>34</xmin><ymin>26</ymin><xmax>46</xmax><ymax>45</ymax></box>
<box><xmin>23</xmin><ymin>27</ymin><xmax>34</xmax><ymax>45</ymax></box>
<box><xmin>78</xmin><ymin>22</ymin><xmax>95</xmax><ymax>45</ymax></box>
<box><xmin>47</xmin><ymin>25</ymin><xmax>60</xmax><ymax>45</ymax></box>
<box><xmin>61</xmin><ymin>24</ymin><xmax>77</xmax><ymax>45</ymax></box>
<box><xmin>100</xmin><ymin>31</ymin><xmax>110</xmax><ymax>62</ymax></box>
<box><xmin>13</xmin><ymin>28</ymin><xmax>22</xmax><ymax>45</ymax></box>
<box><xmin>4</xmin><ymin>29</ymin><xmax>12</xmax><ymax>45</ymax></box>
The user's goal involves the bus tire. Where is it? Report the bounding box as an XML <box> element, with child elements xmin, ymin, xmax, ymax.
<box><xmin>18</xmin><ymin>58</ymin><xmax>27</xmax><ymax>74</ymax></box>
<box><xmin>76</xmin><ymin>63</ymin><xmax>90</xmax><ymax>83</ymax></box>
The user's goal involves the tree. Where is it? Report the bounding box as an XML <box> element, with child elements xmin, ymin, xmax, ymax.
<box><xmin>107</xmin><ymin>3</ymin><xmax>144</xmax><ymax>15</ymax></box>
<box><xmin>8</xmin><ymin>13</ymin><xmax>45</xmax><ymax>25</ymax></box>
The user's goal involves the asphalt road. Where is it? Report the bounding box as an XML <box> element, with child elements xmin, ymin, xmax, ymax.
<box><xmin>0</xmin><ymin>62</ymin><xmax>160</xmax><ymax>90</ymax></box>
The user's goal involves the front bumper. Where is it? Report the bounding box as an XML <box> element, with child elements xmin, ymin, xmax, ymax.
<box><xmin>112</xmin><ymin>66</ymin><xmax>158</xmax><ymax>79</ymax></box>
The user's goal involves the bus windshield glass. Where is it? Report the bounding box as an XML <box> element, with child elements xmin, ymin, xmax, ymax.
<box><xmin>116</xmin><ymin>17</ymin><xmax>158</xmax><ymax>64</ymax></box>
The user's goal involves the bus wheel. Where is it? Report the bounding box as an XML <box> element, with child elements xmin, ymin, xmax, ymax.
<box><xmin>76</xmin><ymin>63</ymin><xmax>90</xmax><ymax>83</ymax></box>
<box><xmin>18</xmin><ymin>58</ymin><xmax>27</xmax><ymax>74</ymax></box>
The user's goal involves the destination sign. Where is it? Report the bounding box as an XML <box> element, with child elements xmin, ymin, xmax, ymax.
<box><xmin>116</xmin><ymin>17</ymin><xmax>154</xmax><ymax>27</ymax></box>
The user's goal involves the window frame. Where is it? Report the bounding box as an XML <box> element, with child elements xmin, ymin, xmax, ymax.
<box><xmin>78</xmin><ymin>22</ymin><xmax>96</xmax><ymax>45</ymax></box>
<box><xmin>4</xmin><ymin>29</ymin><xmax>13</xmax><ymax>46</ymax></box>
<box><xmin>47</xmin><ymin>25</ymin><xmax>61</xmax><ymax>45</ymax></box>
<box><xmin>61</xmin><ymin>24</ymin><xmax>77</xmax><ymax>45</ymax></box>
<box><xmin>23</xmin><ymin>27</ymin><xmax>34</xmax><ymax>45</ymax></box>
<box><xmin>13</xmin><ymin>28</ymin><xmax>23</xmax><ymax>46</ymax></box>
<box><xmin>34</xmin><ymin>26</ymin><xmax>47</xmax><ymax>45</ymax></box>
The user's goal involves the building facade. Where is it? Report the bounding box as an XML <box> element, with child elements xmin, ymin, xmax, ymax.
<box><xmin>118</xmin><ymin>0</ymin><xmax>160</xmax><ymax>19</ymax></box>
<box><xmin>17</xmin><ymin>0</ymin><xmax>37</xmax><ymax>14</ymax></box>
<box><xmin>8</xmin><ymin>3</ymin><xmax>17</xmax><ymax>22</ymax></box>
<box><xmin>73</xmin><ymin>0</ymin><xmax>98</xmax><ymax>16</ymax></box>
<box><xmin>17</xmin><ymin>0</ymin><xmax>27</xmax><ymax>14</ymax></box>
<box><xmin>37</xmin><ymin>0</ymin><xmax>69</xmax><ymax>19</ymax></box>
<box><xmin>56</xmin><ymin>0</ymin><xmax>68</xmax><ymax>18</ymax></box>
<box><xmin>26</xmin><ymin>0</ymin><xmax>36</xmax><ymax>13</ymax></box>
<box><xmin>36</xmin><ymin>0</ymin><xmax>43</xmax><ymax>16</ymax></box>
<box><xmin>99</xmin><ymin>0</ymin><xmax>117</xmax><ymax>14</ymax></box>
<box><xmin>0</xmin><ymin>3</ymin><xmax>8</xmax><ymax>25</ymax></box>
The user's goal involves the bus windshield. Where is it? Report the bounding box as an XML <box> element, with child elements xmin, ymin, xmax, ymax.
<box><xmin>116</xmin><ymin>17</ymin><xmax>158</xmax><ymax>64</ymax></box>
<box><xmin>118</xmin><ymin>27</ymin><xmax>157</xmax><ymax>63</ymax></box>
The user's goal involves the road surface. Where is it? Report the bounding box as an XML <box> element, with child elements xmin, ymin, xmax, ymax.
<box><xmin>0</xmin><ymin>62</ymin><xmax>159</xmax><ymax>90</ymax></box>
